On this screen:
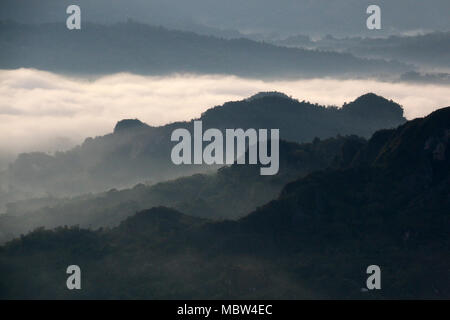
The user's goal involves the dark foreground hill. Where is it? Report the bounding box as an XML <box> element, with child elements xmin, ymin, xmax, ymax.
<box><xmin>0</xmin><ymin>106</ymin><xmax>448</xmax><ymax>299</ymax></box>
<box><xmin>0</xmin><ymin>92</ymin><xmax>405</xmax><ymax>206</ymax></box>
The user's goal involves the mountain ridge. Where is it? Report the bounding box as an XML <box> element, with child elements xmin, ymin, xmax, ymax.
<box><xmin>0</xmin><ymin>92</ymin><xmax>406</xmax><ymax>207</ymax></box>
<box><xmin>1</xmin><ymin>106</ymin><xmax>449</xmax><ymax>299</ymax></box>
<box><xmin>0</xmin><ymin>136</ymin><xmax>362</xmax><ymax>243</ymax></box>
<box><xmin>0</xmin><ymin>21</ymin><xmax>410</xmax><ymax>78</ymax></box>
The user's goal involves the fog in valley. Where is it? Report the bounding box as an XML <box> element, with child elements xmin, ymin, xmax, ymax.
<box><xmin>0</xmin><ymin>68</ymin><xmax>449</xmax><ymax>167</ymax></box>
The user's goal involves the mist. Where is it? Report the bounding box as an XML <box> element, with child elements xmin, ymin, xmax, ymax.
<box><xmin>1</xmin><ymin>68</ymin><xmax>449</xmax><ymax>165</ymax></box>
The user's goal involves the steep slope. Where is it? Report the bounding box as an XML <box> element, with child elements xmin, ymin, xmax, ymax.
<box><xmin>233</xmin><ymin>106</ymin><xmax>450</xmax><ymax>297</ymax></box>
<box><xmin>240</xmin><ymin>107</ymin><xmax>450</xmax><ymax>241</ymax></box>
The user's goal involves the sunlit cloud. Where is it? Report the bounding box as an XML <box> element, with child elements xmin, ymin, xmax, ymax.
<box><xmin>0</xmin><ymin>68</ymin><xmax>449</xmax><ymax>160</ymax></box>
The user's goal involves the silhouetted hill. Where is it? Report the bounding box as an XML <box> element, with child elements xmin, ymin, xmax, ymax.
<box><xmin>0</xmin><ymin>93</ymin><xmax>405</xmax><ymax>207</ymax></box>
<box><xmin>246</xmin><ymin>91</ymin><xmax>292</xmax><ymax>101</ymax></box>
<box><xmin>113</xmin><ymin>119</ymin><xmax>149</xmax><ymax>133</ymax></box>
<box><xmin>199</xmin><ymin>93</ymin><xmax>405</xmax><ymax>142</ymax></box>
<box><xmin>0</xmin><ymin>107</ymin><xmax>448</xmax><ymax>299</ymax></box>
<box><xmin>244</xmin><ymin>106</ymin><xmax>450</xmax><ymax>230</ymax></box>
<box><xmin>0</xmin><ymin>21</ymin><xmax>409</xmax><ymax>78</ymax></box>
<box><xmin>234</xmin><ymin>107</ymin><xmax>450</xmax><ymax>297</ymax></box>
<box><xmin>341</xmin><ymin>93</ymin><xmax>404</xmax><ymax>120</ymax></box>
<box><xmin>0</xmin><ymin>136</ymin><xmax>362</xmax><ymax>242</ymax></box>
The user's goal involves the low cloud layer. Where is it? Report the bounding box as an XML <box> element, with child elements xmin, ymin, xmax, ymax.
<box><xmin>1</xmin><ymin>68</ymin><xmax>449</xmax><ymax>163</ymax></box>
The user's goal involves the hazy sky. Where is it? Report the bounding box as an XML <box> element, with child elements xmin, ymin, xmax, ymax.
<box><xmin>1</xmin><ymin>0</ymin><xmax>449</xmax><ymax>37</ymax></box>
<box><xmin>0</xmin><ymin>68</ymin><xmax>449</xmax><ymax>159</ymax></box>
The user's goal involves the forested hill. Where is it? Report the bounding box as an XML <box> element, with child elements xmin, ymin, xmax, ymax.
<box><xmin>0</xmin><ymin>106</ymin><xmax>448</xmax><ymax>299</ymax></box>
<box><xmin>0</xmin><ymin>21</ymin><xmax>409</xmax><ymax>77</ymax></box>
<box><xmin>0</xmin><ymin>135</ymin><xmax>364</xmax><ymax>243</ymax></box>
<box><xmin>0</xmin><ymin>93</ymin><xmax>406</xmax><ymax>204</ymax></box>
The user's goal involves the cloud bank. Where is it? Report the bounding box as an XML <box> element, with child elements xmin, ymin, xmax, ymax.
<box><xmin>0</xmin><ymin>68</ymin><xmax>449</xmax><ymax>162</ymax></box>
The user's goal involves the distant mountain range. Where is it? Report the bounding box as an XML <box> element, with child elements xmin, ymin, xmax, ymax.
<box><xmin>0</xmin><ymin>21</ymin><xmax>409</xmax><ymax>78</ymax></box>
<box><xmin>275</xmin><ymin>31</ymin><xmax>450</xmax><ymax>72</ymax></box>
<box><xmin>0</xmin><ymin>92</ymin><xmax>406</xmax><ymax>207</ymax></box>
<box><xmin>1</xmin><ymin>105</ymin><xmax>448</xmax><ymax>299</ymax></box>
